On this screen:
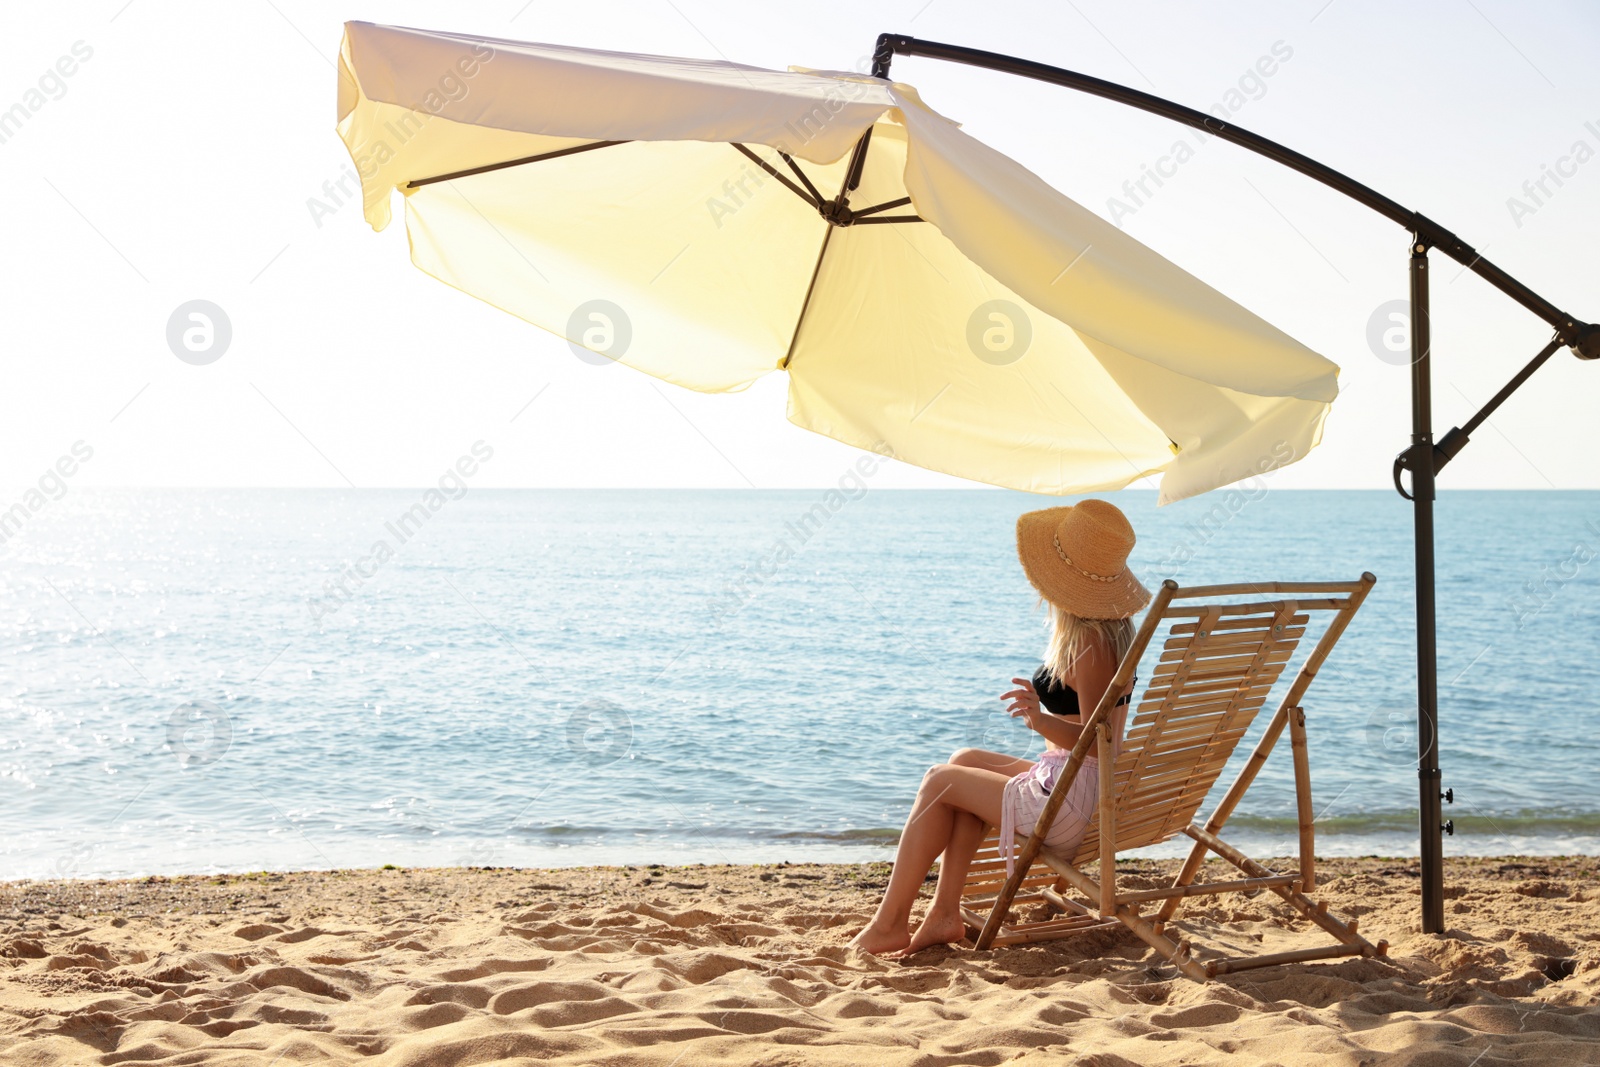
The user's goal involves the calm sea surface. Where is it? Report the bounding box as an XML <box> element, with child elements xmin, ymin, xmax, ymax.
<box><xmin>3</xmin><ymin>488</ymin><xmax>1598</xmax><ymax>880</ymax></box>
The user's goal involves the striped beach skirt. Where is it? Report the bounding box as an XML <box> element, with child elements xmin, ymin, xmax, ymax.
<box><xmin>998</xmin><ymin>749</ymin><xmax>1098</xmax><ymax>878</ymax></box>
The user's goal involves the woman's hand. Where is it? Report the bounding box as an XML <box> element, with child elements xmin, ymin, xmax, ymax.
<box><xmin>1002</xmin><ymin>676</ymin><xmax>1043</xmax><ymax>733</ymax></box>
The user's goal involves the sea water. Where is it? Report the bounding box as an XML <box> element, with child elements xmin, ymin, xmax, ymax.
<box><xmin>2</xmin><ymin>488</ymin><xmax>1597</xmax><ymax>880</ymax></box>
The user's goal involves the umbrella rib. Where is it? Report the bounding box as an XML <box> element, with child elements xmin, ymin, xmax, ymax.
<box><xmin>405</xmin><ymin>140</ymin><xmax>631</xmax><ymax>189</ymax></box>
<box><xmin>851</xmin><ymin>215</ymin><xmax>925</xmax><ymax>225</ymax></box>
<box><xmin>850</xmin><ymin>195</ymin><xmax>924</xmax><ymax>225</ymax></box>
<box><xmin>850</xmin><ymin>196</ymin><xmax>912</xmax><ymax>217</ymax></box>
<box><xmin>730</xmin><ymin>144</ymin><xmax>819</xmax><ymax>209</ymax></box>
<box><xmin>777</xmin><ymin>150</ymin><xmax>826</xmax><ymax>204</ymax></box>
<box><xmin>778</xmin><ymin>223</ymin><xmax>835</xmax><ymax>371</ymax></box>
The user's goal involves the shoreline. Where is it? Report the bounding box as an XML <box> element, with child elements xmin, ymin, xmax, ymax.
<box><xmin>3</xmin><ymin>855</ymin><xmax>1597</xmax><ymax>1065</ymax></box>
<box><xmin>13</xmin><ymin>830</ymin><xmax>1600</xmax><ymax>885</ymax></box>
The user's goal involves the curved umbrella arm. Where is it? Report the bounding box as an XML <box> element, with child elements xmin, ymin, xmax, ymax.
<box><xmin>871</xmin><ymin>32</ymin><xmax>1596</xmax><ymax>353</ymax></box>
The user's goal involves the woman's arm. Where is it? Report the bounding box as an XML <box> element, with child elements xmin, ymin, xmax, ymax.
<box><xmin>1003</xmin><ymin>676</ymin><xmax>1084</xmax><ymax>749</ymax></box>
<box><xmin>1030</xmin><ymin>710</ymin><xmax>1085</xmax><ymax>750</ymax></box>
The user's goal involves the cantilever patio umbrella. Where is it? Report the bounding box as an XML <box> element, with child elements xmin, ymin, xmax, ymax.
<box><xmin>335</xmin><ymin>21</ymin><xmax>1338</xmax><ymax>506</ymax></box>
<box><xmin>334</xmin><ymin>23</ymin><xmax>1597</xmax><ymax>932</ymax></box>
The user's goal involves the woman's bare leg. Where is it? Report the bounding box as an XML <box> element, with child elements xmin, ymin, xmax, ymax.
<box><xmin>936</xmin><ymin>750</ymin><xmax>1033</xmax><ymax>891</ymax></box>
<box><xmin>890</xmin><ymin>810</ymin><xmax>985</xmax><ymax>954</ymax></box>
<box><xmin>948</xmin><ymin>747</ymin><xmax>1036</xmax><ymax>777</ymax></box>
<box><xmin>930</xmin><ymin>750</ymin><xmax>1033</xmax><ymax>910</ymax></box>
<box><xmin>850</xmin><ymin>763</ymin><xmax>1011</xmax><ymax>954</ymax></box>
<box><xmin>897</xmin><ymin>750</ymin><xmax>1035</xmax><ymax>954</ymax></box>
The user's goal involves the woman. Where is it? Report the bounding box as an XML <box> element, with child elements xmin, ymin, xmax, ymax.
<box><xmin>850</xmin><ymin>498</ymin><xmax>1150</xmax><ymax>957</ymax></box>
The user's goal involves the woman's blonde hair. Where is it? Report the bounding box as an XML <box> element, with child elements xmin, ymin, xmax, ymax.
<box><xmin>1041</xmin><ymin>599</ymin><xmax>1136</xmax><ymax>687</ymax></box>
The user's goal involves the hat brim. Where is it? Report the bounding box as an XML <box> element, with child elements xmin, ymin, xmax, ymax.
<box><xmin>1016</xmin><ymin>505</ymin><xmax>1151</xmax><ymax>620</ymax></box>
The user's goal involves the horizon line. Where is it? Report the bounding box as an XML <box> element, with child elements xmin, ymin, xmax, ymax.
<box><xmin>5</xmin><ymin>485</ymin><xmax>1597</xmax><ymax>493</ymax></box>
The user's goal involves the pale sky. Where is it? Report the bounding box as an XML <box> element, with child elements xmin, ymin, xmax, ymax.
<box><xmin>2</xmin><ymin>0</ymin><xmax>1596</xmax><ymax>492</ymax></box>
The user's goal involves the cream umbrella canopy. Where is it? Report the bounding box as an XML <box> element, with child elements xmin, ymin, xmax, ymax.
<box><xmin>335</xmin><ymin>21</ymin><xmax>1339</xmax><ymax>504</ymax></box>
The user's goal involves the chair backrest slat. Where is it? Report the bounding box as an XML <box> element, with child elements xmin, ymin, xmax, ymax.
<box><xmin>1068</xmin><ymin>591</ymin><xmax>1330</xmax><ymax>862</ymax></box>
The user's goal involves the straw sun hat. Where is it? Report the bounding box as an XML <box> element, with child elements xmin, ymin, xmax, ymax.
<box><xmin>1016</xmin><ymin>499</ymin><xmax>1151</xmax><ymax>620</ymax></box>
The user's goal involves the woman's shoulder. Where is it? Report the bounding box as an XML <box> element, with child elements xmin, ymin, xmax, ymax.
<box><xmin>1086</xmin><ymin>628</ymin><xmax>1122</xmax><ymax>661</ymax></box>
<box><xmin>1069</xmin><ymin>632</ymin><xmax>1121</xmax><ymax>680</ymax></box>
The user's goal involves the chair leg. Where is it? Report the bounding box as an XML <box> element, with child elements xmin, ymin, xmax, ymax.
<box><xmin>975</xmin><ymin>846</ymin><xmax>1035</xmax><ymax>950</ymax></box>
<box><xmin>1287</xmin><ymin>705</ymin><xmax>1316</xmax><ymax>892</ymax></box>
<box><xmin>1182</xmin><ymin>823</ymin><xmax>1385</xmax><ymax>958</ymax></box>
<box><xmin>1116</xmin><ymin>903</ymin><xmax>1209</xmax><ymax>982</ymax></box>
<box><xmin>1154</xmin><ymin>835</ymin><xmax>1209</xmax><ymax>932</ymax></box>
<box><xmin>1051</xmin><ymin>856</ymin><xmax>1208</xmax><ymax>982</ymax></box>
<box><xmin>1096</xmin><ymin>723</ymin><xmax>1117</xmax><ymax>918</ymax></box>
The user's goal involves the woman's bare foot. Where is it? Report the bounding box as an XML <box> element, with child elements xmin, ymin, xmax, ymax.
<box><xmin>849</xmin><ymin>920</ymin><xmax>911</xmax><ymax>956</ymax></box>
<box><xmin>892</xmin><ymin>911</ymin><xmax>969</xmax><ymax>957</ymax></box>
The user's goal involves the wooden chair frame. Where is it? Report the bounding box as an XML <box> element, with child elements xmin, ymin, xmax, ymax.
<box><xmin>963</xmin><ymin>574</ymin><xmax>1388</xmax><ymax>981</ymax></box>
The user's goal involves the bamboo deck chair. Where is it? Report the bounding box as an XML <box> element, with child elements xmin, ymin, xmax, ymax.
<box><xmin>957</xmin><ymin>575</ymin><xmax>1387</xmax><ymax>982</ymax></box>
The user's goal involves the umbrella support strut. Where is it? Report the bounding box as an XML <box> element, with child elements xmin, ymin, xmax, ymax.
<box><xmin>872</xmin><ymin>31</ymin><xmax>1598</xmax><ymax>936</ymax></box>
<box><xmin>1405</xmin><ymin>238</ymin><xmax>1446</xmax><ymax>933</ymax></box>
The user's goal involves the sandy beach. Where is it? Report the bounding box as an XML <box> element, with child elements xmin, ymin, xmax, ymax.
<box><xmin>1</xmin><ymin>855</ymin><xmax>1597</xmax><ymax>1066</ymax></box>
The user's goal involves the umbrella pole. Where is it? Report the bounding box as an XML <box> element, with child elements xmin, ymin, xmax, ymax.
<box><xmin>1406</xmin><ymin>237</ymin><xmax>1446</xmax><ymax>934</ymax></box>
<box><xmin>872</xmin><ymin>30</ymin><xmax>1597</xmax><ymax>936</ymax></box>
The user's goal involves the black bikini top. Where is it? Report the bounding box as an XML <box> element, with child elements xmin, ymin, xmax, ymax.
<box><xmin>1033</xmin><ymin>664</ymin><xmax>1135</xmax><ymax>719</ymax></box>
